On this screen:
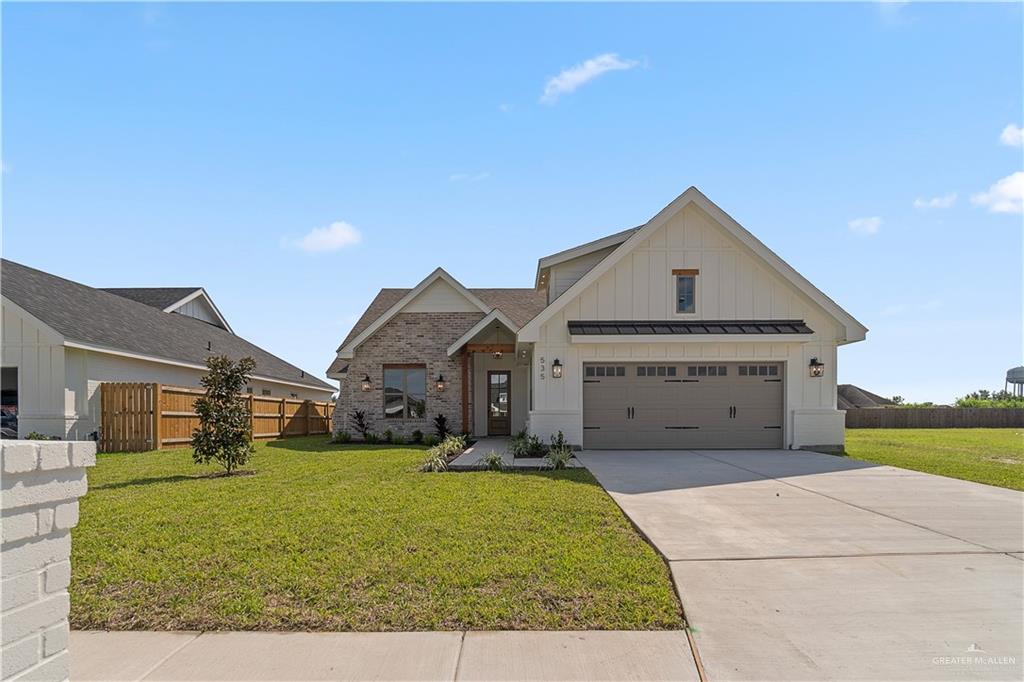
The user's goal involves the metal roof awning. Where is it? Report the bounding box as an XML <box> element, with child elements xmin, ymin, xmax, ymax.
<box><xmin>568</xmin><ymin>319</ymin><xmax>814</xmax><ymax>336</ymax></box>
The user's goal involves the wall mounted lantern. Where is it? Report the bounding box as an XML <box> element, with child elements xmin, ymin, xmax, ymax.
<box><xmin>492</xmin><ymin>350</ymin><xmax>503</xmax><ymax>359</ymax></box>
<box><xmin>360</xmin><ymin>375</ymin><xmax>373</xmax><ymax>392</ymax></box>
<box><xmin>436</xmin><ymin>374</ymin><xmax>447</xmax><ymax>391</ymax></box>
<box><xmin>808</xmin><ymin>357</ymin><xmax>825</xmax><ymax>378</ymax></box>
<box><xmin>551</xmin><ymin>358</ymin><xmax>563</xmax><ymax>379</ymax></box>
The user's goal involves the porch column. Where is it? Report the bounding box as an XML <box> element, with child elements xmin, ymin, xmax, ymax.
<box><xmin>461</xmin><ymin>350</ymin><xmax>470</xmax><ymax>434</ymax></box>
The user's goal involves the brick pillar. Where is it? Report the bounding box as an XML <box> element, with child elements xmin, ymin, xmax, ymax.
<box><xmin>2</xmin><ymin>440</ymin><xmax>96</xmax><ymax>681</ymax></box>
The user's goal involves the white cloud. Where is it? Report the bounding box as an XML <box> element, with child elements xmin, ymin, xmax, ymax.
<box><xmin>449</xmin><ymin>172</ymin><xmax>490</xmax><ymax>183</ymax></box>
<box><xmin>285</xmin><ymin>221</ymin><xmax>362</xmax><ymax>253</ymax></box>
<box><xmin>913</xmin><ymin>192</ymin><xmax>956</xmax><ymax>209</ymax></box>
<box><xmin>971</xmin><ymin>171</ymin><xmax>1024</xmax><ymax>214</ymax></box>
<box><xmin>540</xmin><ymin>53</ymin><xmax>639</xmax><ymax>104</ymax></box>
<box><xmin>1000</xmin><ymin>123</ymin><xmax>1023</xmax><ymax>147</ymax></box>
<box><xmin>848</xmin><ymin>216</ymin><xmax>882</xmax><ymax>236</ymax></box>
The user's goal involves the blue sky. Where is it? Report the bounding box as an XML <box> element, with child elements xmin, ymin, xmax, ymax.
<box><xmin>3</xmin><ymin>2</ymin><xmax>1021</xmax><ymax>402</ymax></box>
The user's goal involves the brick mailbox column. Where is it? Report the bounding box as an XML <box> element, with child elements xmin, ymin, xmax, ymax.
<box><xmin>2</xmin><ymin>440</ymin><xmax>96</xmax><ymax>681</ymax></box>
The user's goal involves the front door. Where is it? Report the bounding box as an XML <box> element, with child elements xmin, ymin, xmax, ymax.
<box><xmin>487</xmin><ymin>370</ymin><xmax>511</xmax><ymax>436</ymax></box>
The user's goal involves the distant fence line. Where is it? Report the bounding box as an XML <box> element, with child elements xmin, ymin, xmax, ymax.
<box><xmin>99</xmin><ymin>382</ymin><xmax>334</xmax><ymax>453</ymax></box>
<box><xmin>845</xmin><ymin>407</ymin><xmax>1024</xmax><ymax>429</ymax></box>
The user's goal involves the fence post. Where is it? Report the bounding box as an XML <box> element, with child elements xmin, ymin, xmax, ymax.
<box><xmin>152</xmin><ymin>383</ymin><xmax>162</xmax><ymax>450</ymax></box>
<box><xmin>248</xmin><ymin>394</ymin><xmax>255</xmax><ymax>438</ymax></box>
<box><xmin>305</xmin><ymin>401</ymin><xmax>311</xmax><ymax>436</ymax></box>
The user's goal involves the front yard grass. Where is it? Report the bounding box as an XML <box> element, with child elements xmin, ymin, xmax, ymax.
<box><xmin>844</xmin><ymin>428</ymin><xmax>1024</xmax><ymax>491</ymax></box>
<box><xmin>71</xmin><ymin>437</ymin><xmax>682</xmax><ymax>631</ymax></box>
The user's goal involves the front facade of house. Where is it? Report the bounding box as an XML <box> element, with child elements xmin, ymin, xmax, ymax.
<box><xmin>1</xmin><ymin>260</ymin><xmax>334</xmax><ymax>440</ymax></box>
<box><xmin>330</xmin><ymin>188</ymin><xmax>867</xmax><ymax>451</ymax></box>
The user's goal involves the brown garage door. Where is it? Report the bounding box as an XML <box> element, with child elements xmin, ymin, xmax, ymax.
<box><xmin>582</xmin><ymin>362</ymin><xmax>783</xmax><ymax>449</ymax></box>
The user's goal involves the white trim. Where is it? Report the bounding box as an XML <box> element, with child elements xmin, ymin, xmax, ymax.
<box><xmin>534</xmin><ymin>227</ymin><xmax>638</xmax><ymax>289</ymax></box>
<box><xmin>336</xmin><ymin>267</ymin><xmax>491</xmax><ymax>359</ymax></box>
<box><xmin>163</xmin><ymin>288</ymin><xmax>234</xmax><ymax>333</ymax></box>
<box><xmin>62</xmin><ymin>340</ymin><xmax>334</xmax><ymax>393</ymax></box>
<box><xmin>445</xmin><ymin>309</ymin><xmax>520</xmax><ymax>357</ymax></box>
<box><xmin>518</xmin><ymin>187</ymin><xmax>868</xmax><ymax>343</ymax></box>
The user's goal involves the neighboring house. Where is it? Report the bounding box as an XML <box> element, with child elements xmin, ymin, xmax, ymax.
<box><xmin>330</xmin><ymin>187</ymin><xmax>867</xmax><ymax>451</ymax></box>
<box><xmin>1</xmin><ymin>260</ymin><xmax>334</xmax><ymax>439</ymax></box>
<box><xmin>837</xmin><ymin>384</ymin><xmax>895</xmax><ymax>410</ymax></box>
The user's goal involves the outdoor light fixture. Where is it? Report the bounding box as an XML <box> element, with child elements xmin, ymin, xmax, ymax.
<box><xmin>808</xmin><ymin>357</ymin><xmax>825</xmax><ymax>378</ymax></box>
<box><xmin>493</xmin><ymin>350</ymin><xmax>503</xmax><ymax>359</ymax></box>
<box><xmin>360</xmin><ymin>375</ymin><xmax>372</xmax><ymax>392</ymax></box>
<box><xmin>551</xmin><ymin>358</ymin><xmax>563</xmax><ymax>379</ymax></box>
<box><xmin>436</xmin><ymin>374</ymin><xmax>446</xmax><ymax>391</ymax></box>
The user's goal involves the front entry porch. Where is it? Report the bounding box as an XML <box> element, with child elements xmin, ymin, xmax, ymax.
<box><xmin>448</xmin><ymin>314</ymin><xmax>531</xmax><ymax>438</ymax></box>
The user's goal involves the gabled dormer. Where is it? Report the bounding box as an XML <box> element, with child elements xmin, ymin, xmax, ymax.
<box><xmin>101</xmin><ymin>287</ymin><xmax>233</xmax><ymax>332</ymax></box>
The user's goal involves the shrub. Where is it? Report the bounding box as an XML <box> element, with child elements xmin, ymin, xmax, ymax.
<box><xmin>364</xmin><ymin>432</ymin><xmax>381</xmax><ymax>444</ymax></box>
<box><xmin>191</xmin><ymin>355</ymin><xmax>256</xmax><ymax>475</ymax></box>
<box><xmin>382</xmin><ymin>429</ymin><xmax>394</xmax><ymax>444</ymax></box>
<box><xmin>350</xmin><ymin>410</ymin><xmax>370</xmax><ymax>440</ymax></box>
<box><xmin>391</xmin><ymin>434</ymin><xmax>407</xmax><ymax>445</ymax></box>
<box><xmin>476</xmin><ymin>450</ymin><xmax>505</xmax><ymax>471</ymax></box>
<box><xmin>433</xmin><ymin>414</ymin><xmax>451</xmax><ymax>439</ymax></box>
<box><xmin>550</xmin><ymin>430</ymin><xmax>569</xmax><ymax>451</ymax></box>
<box><xmin>410</xmin><ymin>429</ymin><xmax>424</xmax><ymax>444</ymax></box>
<box><xmin>955</xmin><ymin>389</ymin><xmax>1024</xmax><ymax>408</ymax></box>
<box><xmin>422</xmin><ymin>434</ymin><xmax>440</xmax><ymax>447</ymax></box>
<box><xmin>543</xmin><ymin>443</ymin><xmax>573</xmax><ymax>470</ymax></box>
<box><xmin>332</xmin><ymin>430</ymin><xmax>352</xmax><ymax>443</ymax></box>
<box><xmin>510</xmin><ymin>432</ymin><xmax>548</xmax><ymax>458</ymax></box>
<box><xmin>436</xmin><ymin>434</ymin><xmax>467</xmax><ymax>458</ymax></box>
<box><xmin>25</xmin><ymin>432</ymin><xmax>59</xmax><ymax>441</ymax></box>
<box><xmin>420</xmin><ymin>448</ymin><xmax>449</xmax><ymax>472</ymax></box>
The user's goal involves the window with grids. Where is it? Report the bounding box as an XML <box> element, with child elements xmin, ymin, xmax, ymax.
<box><xmin>738</xmin><ymin>365</ymin><xmax>779</xmax><ymax>376</ymax></box>
<box><xmin>383</xmin><ymin>365</ymin><xmax>426</xmax><ymax>418</ymax></box>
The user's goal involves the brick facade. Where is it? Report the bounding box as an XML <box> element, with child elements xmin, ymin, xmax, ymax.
<box><xmin>332</xmin><ymin>312</ymin><xmax>484</xmax><ymax>438</ymax></box>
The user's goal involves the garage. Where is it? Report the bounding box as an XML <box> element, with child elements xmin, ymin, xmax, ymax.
<box><xmin>582</xmin><ymin>362</ymin><xmax>783</xmax><ymax>449</ymax></box>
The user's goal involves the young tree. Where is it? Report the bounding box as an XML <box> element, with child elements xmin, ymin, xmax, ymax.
<box><xmin>192</xmin><ymin>355</ymin><xmax>256</xmax><ymax>475</ymax></box>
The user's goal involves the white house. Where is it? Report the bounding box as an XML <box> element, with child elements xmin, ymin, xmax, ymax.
<box><xmin>329</xmin><ymin>187</ymin><xmax>866</xmax><ymax>452</ymax></box>
<box><xmin>1</xmin><ymin>260</ymin><xmax>335</xmax><ymax>440</ymax></box>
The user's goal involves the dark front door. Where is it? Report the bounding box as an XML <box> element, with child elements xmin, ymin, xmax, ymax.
<box><xmin>487</xmin><ymin>370</ymin><xmax>511</xmax><ymax>436</ymax></box>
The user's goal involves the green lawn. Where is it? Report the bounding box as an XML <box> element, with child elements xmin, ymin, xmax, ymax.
<box><xmin>70</xmin><ymin>437</ymin><xmax>682</xmax><ymax>631</ymax></box>
<box><xmin>845</xmin><ymin>428</ymin><xmax>1024</xmax><ymax>491</ymax></box>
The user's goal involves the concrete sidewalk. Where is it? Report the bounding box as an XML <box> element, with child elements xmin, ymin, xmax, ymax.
<box><xmin>71</xmin><ymin>630</ymin><xmax>699</xmax><ymax>681</ymax></box>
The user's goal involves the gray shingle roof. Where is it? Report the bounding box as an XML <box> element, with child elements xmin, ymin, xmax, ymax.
<box><xmin>1</xmin><ymin>259</ymin><xmax>333</xmax><ymax>391</ymax></box>
<box><xmin>338</xmin><ymin>287</ymin><xmax>547</xmax><ymax>350</ymax></box>
<box><xmin>101</xmin><ymin>287</ymin><xmax>201</xmax><ymax>310</ymax></box>
<box><xmin>838</xmin><ymin>384</ymin><xmax>895</xmax><ymax>410</ymax></box>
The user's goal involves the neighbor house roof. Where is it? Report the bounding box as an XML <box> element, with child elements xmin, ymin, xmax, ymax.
<box><xmin>339</xmin><ymin>286</ymin><xmax>546</xmax><ymax>349</ymax></box>
<box><xmin>2</xmin><ymin>259</ymin><xmax>333</xmax><ymax>392</ymax></box>
<box><xmin>101</xmin><ymin>287</ymin><xmax>201</xmax><ymax>310</ymax></box>
<box><xmin>838</xmin><ymin>384</ymin><xmax>895</xmax><ymax>410</ymax></box>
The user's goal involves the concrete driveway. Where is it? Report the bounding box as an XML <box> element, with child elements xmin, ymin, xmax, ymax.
<box><xmin>578</xmin><ymin>449</ymin><xmax>1024</xmax><ymax>681</ymax></box>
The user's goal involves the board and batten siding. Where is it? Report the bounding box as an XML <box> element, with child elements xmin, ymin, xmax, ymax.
<box><xmin>403</xmin><ymin>279</ymin><xmax>482</xmax><ymax>313</ymax></box>
<box><xmin>547</xmin><ymin>245</ymin><xmax>618</xmax><ymax>303</ymax></box>
<box><xmin>172</xmin><ymin>296</ymin><xmax>221</xmax><ymax>327</ymax></box>
<box><xmin>1</xmin><ymin>300</ymin><xmax>70</xmax><ymax>437</ymax></box>
<box><xmin>529</xmin><ymin>203</ymin><xmax>845</xmax><ymax>450</ymax></box>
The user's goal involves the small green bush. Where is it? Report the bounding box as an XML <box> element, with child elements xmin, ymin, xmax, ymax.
<box><xmin>382</xmin><ymin>429</ymin><xmax>394</xmax><ymax>444</ymax></box>
<box><xmin>433</xmin><ymin>414</ymin><xmax>451</xmax><ymax>439</ymax></box>
<box><xmin>422</xmin><ymin>434</ymin><xmax>440</xmax><ymax>447</ymax></box>
<box><xmin>420</xmin><ymin>449</ymin><xmax>449</xmax><ymax>472</ymax></box>
<box><xmin>476</xmin><ymin>450</ymin><xmax>505</xmax><ymax>471</ymax></box>
<box><xmin>364</xmin><ymin>433</ymin><xmax>381</xmax><ymax>444</ymax></box>
<box><xmin>510</xmin><ymin>432</ymin><xmax>548</xmax><ymax>458</ymax></box>
<box><xmin>26</xmin><ymin>432</ymin><xmax>59</xmax><ymax>441</ymax></box>
<box><xmin>391</xmin><ymin>434</ymin><xmax>407</xmax><ymax>445</ymax></box>
<box><xmin>332</xmin><ymin>430</ymin><xmax>352</xmax><ymax>443</ymax></box>
<box><xmin>350</xmin><ymin>410</ymin><xmax>370</xmax><ymax>440</ymax></box>
<box><xmin>410</xmin><ymin>429</ymin><xmax>424</xmax><ymax>444</ymax></box>
<box><xmin>543</xmin><ymin>444</ymin><xmax>573</xmax><ymax>470</ymax></box>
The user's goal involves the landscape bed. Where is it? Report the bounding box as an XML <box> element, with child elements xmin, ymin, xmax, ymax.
<box><xmin>844</xmin><ymin>428</ymin><xmax>1024</xmax><ymax>491</ymax></box>
<box><xmin>70</xmin><ymin>437</ymin><xmax>682</xmax><ymax>631</ymax></box>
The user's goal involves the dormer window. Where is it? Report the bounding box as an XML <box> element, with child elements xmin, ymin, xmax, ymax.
<box><xmin>673</xmin><ymin>269</ymin><xmax>699</xmax><ymax>314</ymax></box>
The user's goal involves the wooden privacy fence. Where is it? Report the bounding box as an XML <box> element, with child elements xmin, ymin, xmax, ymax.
<box><xmin>846</xmin><ymin>407</ymin><xmax>1024</xmax><ymax>429</ymax></box>
<box><xmin>99</xmin><ymin>383</ymin><xmax>334</xmax><ymax>453</ymax></box>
